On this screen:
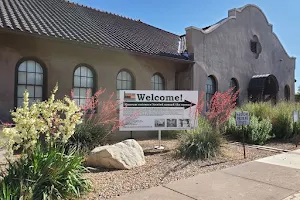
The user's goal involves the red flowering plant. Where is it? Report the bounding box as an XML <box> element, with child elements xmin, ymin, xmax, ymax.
<box><xmin>69</xmin><ymin>88</ymin><xmax>139</xmax><ymax>151</ymax></box>
<box><xmin>187</xmin><ymin>92</ymin><xmax>205</xmax><ymax>128</ymax></box>
<box><xmin>206</xmin><ymin>88</ymin><xmax>239</xmax><ymax>130</ymax></box>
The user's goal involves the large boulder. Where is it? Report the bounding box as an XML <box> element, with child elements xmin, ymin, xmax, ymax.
<box><xmin>85</xmin><ymin>139</ymin><xmax>145</xmax><ymax>170</ymax></box>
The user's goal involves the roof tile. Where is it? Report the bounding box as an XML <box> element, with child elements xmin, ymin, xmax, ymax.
<box><xmin>0</xmin><ymin>0</ymin><xmax>188</xmax><ymax>60</ymax></box>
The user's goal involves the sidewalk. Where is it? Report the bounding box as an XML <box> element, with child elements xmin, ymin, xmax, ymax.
<box><xmin>114</xmin><ymin>149</ymin><xmax>300</xmax><ymax>200</ymax></box>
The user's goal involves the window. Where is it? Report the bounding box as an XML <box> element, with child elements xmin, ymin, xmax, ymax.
<box><xmin>206</xmin><ymin>76</ymin><xmax>217</xmax><ymax>111</ymax></box>
<box><xmin>250</xmin><ymin>35</ymin><xmax>262</xmax><ymax>58</ymax></box>
<box><xmin>73</xmin><ymin>65</ymin><xmax>95</xmax><ymax>106</ymax></box>
<box><xmin>16</xmin><ymin>60</ymin><xmax>45</xmax><ymax>107</ymax></box>
<box><xmin>117</xmin><ymin>70</ymin><xmax>134</xmax><ymax>98</ymax></box>
<box><xmin>152</xmin><ymin>73</ymin><xmax>165</xmax><ymax>90</ymax></box>
<box><xmin>284</xmin><ymin>85</ymin><xmax>290</xmax><ymax>101</ymax></box>
<box><xmin>230</xmin><ymin>78</ymin><xmax>239</xmax><ymax>105</ymax></box>
<box><xmin>250</xmin><ymin>40</ymin><xmax>257</xmax><ymax>53</ymax></box>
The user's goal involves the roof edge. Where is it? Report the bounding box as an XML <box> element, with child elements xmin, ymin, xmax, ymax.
<box><xmin>186</xmin><ymin>4</ymin><xmax>295</xmax><ymax>60</ymax></box>
<box><xmin>0</xmin><ymin>28</ymin><xmax>193</xmax><ymax>64</ymax></box>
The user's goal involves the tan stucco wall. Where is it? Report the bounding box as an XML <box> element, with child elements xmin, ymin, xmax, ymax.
<box><xmin>186</xmin><ymin>4</ymin><xmax>296</xmax><ymax>105</ymax></box>
<box><xmin>0</xmin><ymin>31</ymin><xmax>190</xmax><ymax>140</ymax></box>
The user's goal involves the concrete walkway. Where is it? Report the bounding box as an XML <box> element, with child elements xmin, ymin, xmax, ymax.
<box><xmin>114</xmin><ymin>149</ymin><xmax>300</xmax><ymax>200</ymax></box>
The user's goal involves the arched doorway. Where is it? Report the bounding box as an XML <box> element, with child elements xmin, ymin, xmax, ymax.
<box><xmin>248</xmin><ymin>74</ymin><xmax>279</xmax><ymax>104</ymax></box>
<box><xmin>206</xmin><ymin>75</ymin><xmax>217</xmax><ymax>111</ymax></box>
<box><xmin>284</xmin><ymin>85</ymin><xmax>290</xmax><ymax>101</ymax></box>
<box><xmin>230</xmin><ymin>78</ymin><xmax>239</xmax><ymax>105</ymax></box>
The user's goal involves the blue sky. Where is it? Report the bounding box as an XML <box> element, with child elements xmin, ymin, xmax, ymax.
<box><xmin>72</xmin><ymin>0</ymin><xmax>300</xmax><ymax>92</ymax></box>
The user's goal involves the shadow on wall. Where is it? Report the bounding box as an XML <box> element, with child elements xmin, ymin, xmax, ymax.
<box><xmin>157</xmin><ymin>52</ymin><xmax>191</xmax><ymax>60</ymax></box>
<box><xmin>0</xmin><ymin>114</ymin><xmax>13</xmax><ymax>124</ymax></box>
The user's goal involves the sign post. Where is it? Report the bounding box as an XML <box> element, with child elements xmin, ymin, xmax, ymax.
<box><xmin>293</xmin><ymin>111</ymin><xmax>299</xmax><ymax>147</ymax></box>
<box><xmin>119</xmin><ymin>90</ymin><xmax>199</xmax><ymax>149</ymax></box>
<box><xmin>236</xmin><ymin>111</ymin><xmax>250</xmax><ymax>159</ymax></box>
<box><xmin>154</xmin><ymin>130</ymin><xmax>164</xmax><ymax>150</ymax></box>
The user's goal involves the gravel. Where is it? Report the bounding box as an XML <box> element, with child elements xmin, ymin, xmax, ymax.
<box><xmin>82</xmin><ymin>139</ymin><xmax>299</xmax><ymax>200</ymax></box>
<box><xmin>264</xmin><ymin>140</ymin><xmax>299</xmax><ymax>151</ymax></box>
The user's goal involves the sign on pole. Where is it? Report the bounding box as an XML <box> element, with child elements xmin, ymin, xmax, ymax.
<box><xmin>119</xmin><ymin>90</ymin><xmax>199</xmax><ymax>131</ymax></box>
<box><xmin>236</xmin><ymin>111</ymin><xmax>250</xmax><ymax>126</ymax></box>
<box><xmin>293</xmin><ymin>111</ymin><xmax>299</xmax><ymax>123</ymax></box>
<box><xmin>235</xmin><ymin>111</ymin><xmax>250</xmax><ymax>159</ymax></box>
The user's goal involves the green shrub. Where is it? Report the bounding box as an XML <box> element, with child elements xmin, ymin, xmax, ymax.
<box><xmin>241</xmin><ymin>102</ymin><xmax>273</xmax><ymax>121</ymax></box>
<box><xmin>271</xmin><ymin>102</ymin><xmax>294</xmax><ymax>139</ymax></box>
<box><xmin>272</xmin><ymin>112</ymin><xmax>293</xmax><ymax>139</ymax></box>
<box><xmin>237</xmin><ymin>102</ymin><xmax>300</xmax><ymax>140</ymax></box>
<box><xmin>67</xmin><ymin>120</ymin><xmax>112</xmax><ymax>153</ymax></box>
<box><xmin>226</xmin><ymin>115</ymin><xmax>273</xmax><ymax>145</ymax></box>
<box><xmin>0</xmin><ymin>144</ymin><xmax>90</xmax><ymax>200</ymax></box>
<box><xmin>161</xmin><ymin>130</ymin><xmax>183</xmax><ymax>139</ymax></box>
<box><xmin>292</xmin><ymin>121</ymin><xmax>300</xmax><ymax>146</ymax></box>
<box><xmin>177</xmin><ymin>117</ymin><xmax>222</xmax><ymax>160</ymax></box>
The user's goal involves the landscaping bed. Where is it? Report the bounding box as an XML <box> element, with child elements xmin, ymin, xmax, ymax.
<box><xmin>83</xmin><ymin>139</ymin><xmax>299</xmax><ymax>200</ymax></box>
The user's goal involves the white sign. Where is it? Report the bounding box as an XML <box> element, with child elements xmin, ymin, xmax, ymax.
<box><xmin>293</xmin><ymin>111</ymin><xmax>299</xmax><ymax>123</ymax></box>
<box><xmin>119</xmin><ymin>90</ymin><xmax>199</xmax><ymax>131</ymax></box>
<box><xmin>236</xmin><ymin>111</ymin><xmax>250</xmax><ymax>126</ymax></box>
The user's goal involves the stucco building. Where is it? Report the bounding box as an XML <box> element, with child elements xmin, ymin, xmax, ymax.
<box><xmin>0</xmin><ymin>1</ymin><xmax>296</xmax><ymax>138</ymax></box>
<box><xmin>184</xmin><ymin>5</ymin><xmax>296</xmax><ymax>106</ymax></box>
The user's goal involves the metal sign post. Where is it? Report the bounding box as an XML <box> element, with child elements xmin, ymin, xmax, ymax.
<box><xmin>293</xmin><ymin>111</ymin><xmax>299</xmax><ymax>147</ymax></box>
<box><xmin>154</xmin><ymin>130</ymin><xmax>164</xmax><ymax>150</ymax></box>
<box><xmin>242</xmin><ymin>125</ymin><xmax>246</xmax><ymax>159</ymax></box>
<box><xmin>236</xmin><ymin>111</ymin><xmax>250</xmax><ymax>159</ymax></box>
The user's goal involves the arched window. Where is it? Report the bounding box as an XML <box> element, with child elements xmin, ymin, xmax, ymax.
<box><xmin>73</xmin><ymin>65</ymin><xmax>95</xmax><ymax>106</ymax></box>
<box><xmin>284</xmin><ymin>85</ymin><xmax>290</xmax><ymax>101</ymax></box>
<box><xmin>16</xmin><ymin>59</ymin><xmax>45</xmax><ymax>107</ymax></box>
<box><xmin>230</xmin><ymin>78</ymin><xmax>239</xmax><ymax>105</ymax></box>
<box><xmin>152</xmin><ymin>73</ymin><xmax>165</xmax><ymax>90</ymax></box>
<box><xmin>117</xmin><ymin>70</ymin><xmax>134</xmax><ymax>98</ymax></box>
<box><xmin>206</xmin><ymin>76</ymin><xmax>217</xmax><ymax>111</ymax></box>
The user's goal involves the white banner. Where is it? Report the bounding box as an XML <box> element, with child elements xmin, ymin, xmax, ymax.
<box><xmin>119</xmin><ymin>90</ymin><xmax>199</xmax><ymax>131</ymax></box>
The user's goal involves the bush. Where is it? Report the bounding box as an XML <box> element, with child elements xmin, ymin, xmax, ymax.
<box><xmin>0</xmin><ymin>144</ymin><xmax>90</xmax><ymax>200</ymax></box>
<box><xmin>293</xmin><ymin>121</ymin><xmax>300</xmax><ymax>146</ymax></box>
<box><xmin>67</xmin><ymin>120</ymin><xmax>112</xmax><ymax>153</ymax></box>
<box><xmin>226</xmin><ymin>115</ymin><xmax>273</xmax><ymax>145</ymax></box>
<box><xmin>207</xmin><ymin>88</ymin><xmax>239</xmax><ymax>128</ymax></box>
<box><xmin>271</xmin><ymin>102</ymin><xmax>294</xmax><ymax>139</ymax></box>
<box><xmin>161</xmin><ymin>130</ymin><xmax>183</xmax><ymax>139</ymax></box>
<box><xmin>177</xmin><ymin>116</ymin><xmax>222</xmax><ymax>160</ymax></box>
<box><xmin>68</xmin><ymin>88</ymin><xmax>138</xmax><ymax>152</ymax></box>
<box><xmin>2</xmin><ymin>85</ymin><xmax>82</xmax><ymax>156</ymax></box>
<box><xmin>272</xmin><ymin>112</ymin><xmax>293</xmax><ymax>139</ymax></box>
<box><xmin>241</xmin><ymin>102</ymin><xmax>273</xmax><ymax>121</ymax></box>
<box><xmin>237</xmin><ymin>102</ymin><xmax>300</xmax><ymax>140</ymax></box>
<box><xmin>0</xmin><ymin>85</ymin><xmax>90</xmax><ymax>199</ymax></box>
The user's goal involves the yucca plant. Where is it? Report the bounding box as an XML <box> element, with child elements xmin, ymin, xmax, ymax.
<box><xmin>0</xmin><ymin>144</ymin><xmax>90</xmax><ymax>200</ymax></box>
<box><xmin>67</xmin><ymin>120</ymin><xmax>112</xmax><ymax>154</ymax></box>
<box><xmin>0</xmin><ymin>182</ymin><xmax>22</xmax><ymax>200</ymax></box>
<box><xmin>177</xmin><ymin>116</ymin><xmax>222</xmax><ymax>160</ymax></box>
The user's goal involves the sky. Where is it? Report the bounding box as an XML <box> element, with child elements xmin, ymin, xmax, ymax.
<box><xmin>71</xmin><ymin>0</ymin><xmax>300</xmax><ymax>92</ymax></box>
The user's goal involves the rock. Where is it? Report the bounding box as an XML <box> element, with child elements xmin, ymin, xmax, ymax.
<box><xmin>85</xmin><ymin>139</ymin><xmax>145</xmax><ymax>170</ymax></box>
